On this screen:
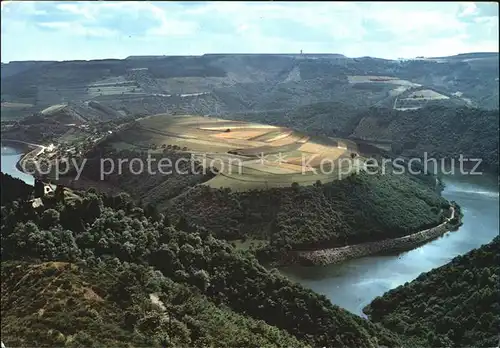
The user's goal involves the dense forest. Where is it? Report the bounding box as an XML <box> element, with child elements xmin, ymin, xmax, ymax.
<box><xmin>167</xmin><ymin>169</ymin><xmax>450</xmax><ymax>256</ymax></box>
<box><xmin>1</xmin><ymin>260</ymin><xmax>307</xmax><ymax>348</ymax></box>
<box><xmin>364</xmin><ymin>236</ymin><xmax>500</xmax><ymax>348</ymax></box>
<box><xmin>351</xmin><ymin>105</ymin><xmax>500</xmax><ymax>173</ymax></box>
<box><xmin>0</xmin><ymin>173</ymin><xmax>33</xmax><ymax>203</ymax></box>
<box><xmin>0</xmin><ymin>172</ymin><xmax>401</xmax><ymax>347</ymax></box>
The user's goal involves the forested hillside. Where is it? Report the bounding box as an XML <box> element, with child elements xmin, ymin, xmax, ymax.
<box><xmin>1</xmin><ymin>261</ymin><xmax>307</xmax><ymax>347</ymax></box>
<box><xmin>0</xmin><ymin>172</ymin><xmax>33</xmax><ymax>203</ymax></box>
<box><xmin>75</xmin><ymin>148</ymin><xmax>215</xmax><ymax>208</ymax></box>
<box><xmin>2</xmin><ymin>54</ymin><xmax>498</xmax><ymax>126</ymax></box>
<box><xmin>364</xmin><ymin>236</ymin><xmax>500</xmax><ymax>347</ymax></box>
<box><xmin>2</xmin><ymin>50</ymin><xmax>497</xmax><ymax>347</ymax></box>
<box><xmin>68</xmin><ymin>146</ymin><xmax>451</xmax><ymax>256</ymax></box>
<box><xmin>351</xmin><ymin>105</ymin><xmax>499</xmax><ymax>173</ymax></box>
<box><xmin>231</xmin><ymin>104</ymin><xmax>499</xmax><ymax>173</ymax></box>
<box><xmin>0</xmin><ymin>172</ymin><xmax>401</xmax><ymax>348</ymax></box>
<box><xmin>168</xmin><ymin>169</ymin><xmax>450</xmax><ymax>254</ymax></box>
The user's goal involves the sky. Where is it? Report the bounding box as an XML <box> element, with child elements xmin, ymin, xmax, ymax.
<box><xmin>1</xmin><ymin>1</ymin><xmax>498</xmax><ymax>62</ymax></box>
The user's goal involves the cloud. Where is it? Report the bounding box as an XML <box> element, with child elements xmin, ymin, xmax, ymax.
<box><xmin>55</xmin><ymin>3</ymin><xmax>95</xmax><ymax>20</ymax></box>
<box><xmin>0</xmin><ymin>1</ymin><xmax>498</xmax><ymax>61</ymax></box>
<box><xmin>37</xmin><ymin>21</ymin><xmax>118</xmax><ymax>38</ymax></box>
<box><xmin>459</xmin><ymin>2</ymin><xmax>479</xmax><ymax>17</ymax></box>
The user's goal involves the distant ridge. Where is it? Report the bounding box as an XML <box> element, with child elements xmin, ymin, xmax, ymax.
<box><xmin>5</xmin><ymin>52</ymin><xmax>496</xmax><ymax>64</ymax></box>
<box><xmin>125</xmin><ymin>55</ymin><xmax>173</xmax><ymax>60</ymax></box>
<box><xmin>427</xmin><ymin>52</ymin><xmax>499</xmax><ymax>60</ymax></box>
<box><xmin>125</xmin><ymin>53</ymin><xmax>347</xmax><ymax>60</ymax></box>
<box><xmin>202</xmin><ymin>53</ymin><xmax>346</xmax><ymax>58</ymax></box>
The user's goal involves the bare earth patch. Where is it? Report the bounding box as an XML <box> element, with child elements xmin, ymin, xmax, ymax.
<box><xmin>405</xmin><ymin>89</ymin><xmax>449</xmax><ymax>100</ymax></box>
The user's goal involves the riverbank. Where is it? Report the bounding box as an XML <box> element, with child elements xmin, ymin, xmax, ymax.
<box><xmin>281</xmin><ymin>204</ymin><xmax>460</xmax><ymax>266</ymax></box>
<box><xmin>2</xmin><ymin>139</ymin><xmax>45</xmax><ymax>174</ymax></box>
<box><xmin>0</xmin><ymin>143</ymin><xmax>55</xmax><ymax>189</ymax></box>
<box><xmin>15</xmin><ymin>146</ymin><xmax>45</xmax><ymax>178</ymax></box>
<box><xmin>1</xmin><ymin>143</ymin><xmax>37</xmax><ymax>185</ymax></box>
<box><xmin>1</xmin><ymin>140</ymin><xmax>32</xmax><ymax>157</ymax></box>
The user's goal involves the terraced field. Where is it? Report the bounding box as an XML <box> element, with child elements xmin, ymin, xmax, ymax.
<box><xmin>114</xmin><ymin>114</ymin><xmax>366</xmax><ymax>191</ymax></box>
<box><xmin>393</xmin><ymin>88</ymin><xmax>452</xmax><ymax>110</ymax></box>
<box><xmin>404</xmin><ymin>89</ymin><xmax>449</xmax><ymax>100</ymax></box>
<box><xmin>347</xmin><ymin>75</ymin><xmax>421</xmax><ymax>87</ymax></box>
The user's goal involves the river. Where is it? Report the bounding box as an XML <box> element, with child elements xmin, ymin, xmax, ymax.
<box><xmin>1</xmin><ymin>145</ymin><xmax>34</xmax><ymax>185</ymax></box>
<box><xmin>1</xmin><ymin>145</ymin><xmax>499</xmax><ymax>317</ymax></box>
<box><xmin>280</xmin><ymin>172</ymin><xmax>499</xmax><ymax>316</ymax></box>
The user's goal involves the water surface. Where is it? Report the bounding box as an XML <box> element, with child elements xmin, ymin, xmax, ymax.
<box><xmin>1</xmin><ymin>145</ymin><xmax>34</xmax><ymax>185</ymax></box>
<box><xmin>280</xmin><ymin>172</ymin><xmax>499</xmax><ymax>316</ymax></box>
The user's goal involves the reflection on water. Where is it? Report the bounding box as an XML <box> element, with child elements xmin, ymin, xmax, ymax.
<box><xmin>280</xmin><ymin>172</ymin><xmax>499</xmax><ymax>316</ymax></box>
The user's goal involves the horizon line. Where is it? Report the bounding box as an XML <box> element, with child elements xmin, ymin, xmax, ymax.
<box><xmin>2</xmin><ymin>51</ymin><xmax>499</xmax><ymax>64</ymax></box>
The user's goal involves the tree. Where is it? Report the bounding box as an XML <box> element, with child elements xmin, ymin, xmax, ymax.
<box><xmin>83</xmin><ymin>194</ymin><xmax>103</xmax><ymax>222</ymax></box>
<box><xmin>34</xmin><ymin>179</ymin><xmax>45</xmax><ymax>198</ymax></box>
<box><xmin>192</xmin><ymin>269</ymin><xmax>210</xmax><ymax>291</ymax></box>
<box><xmin>87</xmin><ymin>187</ymin><xmax>99</xmax><ymax>195</ymax></box>
<box><xmin>41</xmin><ymin>209</ymin><xmax>60</xmax><ymax>229</ymax></box>
<box><xmin>55</xmin><ymin>185</ymin><xmax>65</xmax><ymax>203</ymax></box>
<box><xmin>112</xmin><ymin>192</ymin><xmax>132</xmax><ymax>211</ymax></box>
<box><xmin>145</xmin><ymin>203</ymin><xmax>161</xmax><ymax>222</ymax></box>
<box><xmin>176</xmin><ymin>216</ymin><xmax>191</xmax><ymax>232</ymax></box>
<box><xmin>163</xmin><ymin>215</ymin><xmax>171</xmax><ymax>227</ymax></box>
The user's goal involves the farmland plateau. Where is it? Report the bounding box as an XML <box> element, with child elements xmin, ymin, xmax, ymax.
<box><xmin>112</xmin><ymin>114</ymin><xmax>362</xmax><ymax>191</ymax></box>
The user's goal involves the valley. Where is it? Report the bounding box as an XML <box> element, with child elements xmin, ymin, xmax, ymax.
<box><xmin>3</xmin><ymin>53</ymin><xmax>498</xmax><ymax>177</ymax></box>
<box><xmin>1</xmin><ymin>148</ymin><xmax>498</xmax><ymax>348</ymax></box>
<box><xmin>2</xmin><ymin>53</ymin><xmax>496</xmax><ymax>266</ymax></box>
<box><xmin>2</xmin><ymin>0</ymin><xmax>500</xmax><ymax>345</ymax></box>
<box><xmin>2</xmin><ymin>53</ymin><xmax>498</xmax><ymax>125</ymax></box>
<box><xmin>1</xmin><ymin>51</ymin><xmax>498</xmax><ymax>348</ymax></box>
